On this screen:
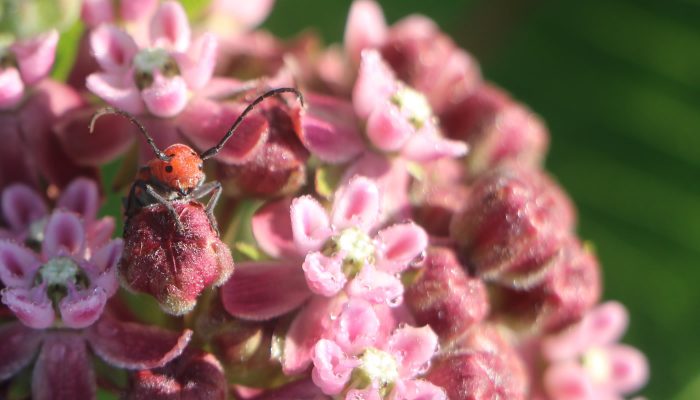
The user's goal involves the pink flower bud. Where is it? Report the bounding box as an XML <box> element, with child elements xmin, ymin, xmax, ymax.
<box><xmin>120</xmin><ymin>200</ymin><xmax>234</xmax><ymax>315</ymax></box>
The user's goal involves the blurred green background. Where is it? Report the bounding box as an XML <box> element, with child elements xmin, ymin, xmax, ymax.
<box><xmin>262</xmin><ymin>1</ymin><xmax>700</xmax><ymax>399</ymax></box>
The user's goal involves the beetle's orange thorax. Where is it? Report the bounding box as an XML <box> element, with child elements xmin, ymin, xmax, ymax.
<box><xmin>148</xmin><ymin>144</ymin><xmax>205</xmax><ymax>192</ymax></box>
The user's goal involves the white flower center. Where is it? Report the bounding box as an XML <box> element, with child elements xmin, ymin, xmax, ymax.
<box><xmin>391</xmin><ymin>86</ymin><xmax>433</xmax><ymax>129</ymax></box>
<box><xmin>39</xmin><ymin>257</ymin><xmax>80</xmax><ymax>286</ymax></box>
<box><xmin>133</xmin><ymin>48</ymin><xmax>170</xmax><ymax>72</ymax></box>
<box><xmin>359</xmin><ymin>348</ymin><xmax>399</xmax><ymax>386</ymax></box>
<box><xmin>581</xmin><ymin>346</ymin><xmax>611</xmax><ymax>384</ymax></box>
<box><xmin>335</xmin><ymin>228</ymin><xmax>375</xmax><ymax>266</ymax></box>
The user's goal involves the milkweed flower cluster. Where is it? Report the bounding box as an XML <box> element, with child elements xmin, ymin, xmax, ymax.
<box><xmin>0</xmin><ymin>0</ymin><xmax>648</xmax><ymax>399</ymax></box>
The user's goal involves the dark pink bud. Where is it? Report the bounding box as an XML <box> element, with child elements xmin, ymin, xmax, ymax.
<box><xmin>492</xmin><ymin>237</ymin><xmax>602</xmax><ymax>334</ymax></box>
<box><xmin>450</xmin><ymin>165</ymin><xmax>575</xmax><ymax>289</ymax></box>
<box><xmin>440</xmin><ymin>83</ymin><xmax>549</xmax><ymax>176</ymax></box>
<box><xmin>125</xmin><ymin>350</ymin><xmax>226</xmax><ymax>400</ymax></box>
<box><xmin>405</xmin><ymin>247</ymin><xmax>489</xmax><ymax>340</ymax></box>
<box><xmin>120</xmin><ymin>201</ymin><xmax>234</xmax><ymax>315</ymax></box>
<box><xmin>426</xmin><ymin>324</ymin><xmax>528</xmax><ymax>400</ymax></box>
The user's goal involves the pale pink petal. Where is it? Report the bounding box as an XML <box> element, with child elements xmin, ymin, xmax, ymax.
<box><xmin>1</xmin><ymin>183</ymin><xmax>47</xmax><ymax>232</ymax></box>
<box><xmin>283</xmin><ymin>295</ymin><xmax>347</xmax><ymax>374</ymax></box>
<box><xmin>87</xmin><ymin>239</ymin><xmax>123</xmax><ymax>296</ymax></box>
<box><xmin>387</xmin><ymin>325</ymin><xmax>438</xmax><ymax>378</ymax></box>
<box><xmin>251</xmin><ymin>198</ymin><xmax>299</xmax><ymax>259</ymax></box>
<box><xmin>81</xmin><ymin>0</ymin><xmax>115</xmax><ymax>27</ymax></box>
<box><xmin>605</xmin><ymin>345</ymin><xmax>649</xmax><ymax>394</ymax></box>
<box><xmin>86</xmin><ymin>72</ymin><xmax>145</xmax><ymax>114</ymax></box>
<box><xmin>12</xmin><ymin>30</ymin><xmax>59</xmax><ymax>85</ymax></box>
<box><xmin>42</xmin><ymin>211</ymin><xmax>85</xmax><ymax>258</ymax></box>
<box><xmin>366</xmin><ymin>102</ymin><xmax>413</xmax><ymax>152</ymax></box>
<box><xmin>344</xmin><ymin>0</ymin><xmax>387</xmax><ymax>64</ymax></box>
<box><xmin>290</xmin><ymin>195</ymin><xmax>332</xmax><ymax>253</ymax></box>
<box><xmin>300</xmin><ymin>93</ymin><xmax>366</xmax><ymax>163</ymax></box>
<box><xmin>347</xmin><ymin>265</ymin><xmax>403</xmax><ymax>306</ymax></box>
<box><xmin>32</xmin><ymin>332</ymin><xmax>96</xmax><ymax>400</ymax></box>
<box><xmin>210</xmin><ymin>0</ymin><xmax>275</xmax><ymax>29</ymax></box>
<box><xmin>311</xmin><ymin>339</ymin><xmax>358</xmax><ymax>395</ymax></box>
<box><xmin>59</xmin><ymin>287</ymin><xmax>107</xmax><ymax>329</ymax></box>
<box><xmin>334</xmin><ymin>298</ymin><xmax>380</xmax><ymax>354</ymax></box>
<box><xmin>583</xmin><ymin>301</ymin><xmax>630</xmax><ymax>347</ymax></box>
<box><xmin>175</xmin><ymin>33</ymin><xmax>217</xmax><ymax>89</ymax></box>
<box><xmin>2</xmin><ymin>286</ymin><xmax>55</xmax><ymax>329</ymax></box>
<box><xmin>392</xmin><ymin>379</ymin><xmax>447</xmax><ymax>400</ymax></box>
<box><xmin>0</xmin><ymin>322</ymin><xmax>42</xmax><ymax>380</ymax></box>
<box><xmin>56</xmin><ymin>178</ymin><xmax>100</xmax><ymax>221</ymax></box>
<box><xmin>0</xmin><ymin>241</ymin><xmax>42</xmax><ymax>287</ymax></box>
<box><xmin>120</xmin><ymin>0</ymin><xmax>158</xmax><ymax>22</ymax></box>
<box><xmin>0</xmin><ymin>68</ymin><xmax>25</xmax><ymax>109</ymax></box>
<box><xmin>401</xmin><ymin>127</ymin><xmax>469</xmax><ymax>162</ymax></box>
<box><xmin>331</xmin><ymin>176</ymin><xmax>380</xmax><ymax>232</ymax></box>
<box><xmin>353</xmin><ymin>50</ymin><xmax>397</xmax><ymax>120</ymax></box>
<box><xmin>221</xmin><ymin>261</ymin><xmax>311</xmax><ymax>320</ymax></box>
<box><xmin>86</xmin><ymin>218</ymin><xmax>117</xmax><ymax>251</ymax></box>
<box><xmin>150</xmin><ymin>1</ymin><xmax>191</xmax><ymax>52</ymax></box>
<box><xmin>375</xmin><ymin>223</ymin><xmax>428</xmax><ymax>274</ymax></box>
<box><xmin>141</xmin><ymin>73</ymin><xmax>189</xmax><ymax>118</ymax></box>
<box><xmin>303</xmin><ymin>252</ymin><xmax>347</xmax><ymax>297</ymax></box>
<box><xmin>347</xmin><ymin>387</ymin><xmax>382</xmax><ymax>400</ymax></box>
<box><xmin>90</xmin><ymin>25</ymin><xmax>138</xmax><ymax>73</ymax></box>
<box><xmin>542</xmin><ymin>322</ymin><xmax>588</xmax><ymax>362</ymax></box>
<box><xmin>544</xmin><ymin>362</ymin><xmax>595</xmax><ymax>400</ymax></box>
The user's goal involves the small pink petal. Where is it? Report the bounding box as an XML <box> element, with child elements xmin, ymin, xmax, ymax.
<box><xmin>141</xmin><ymin>74</ymin><xmax>189</xmax><ymax>118</ymax></box>
<box><xmin>12</xmin><ymin>30</ymin><xmax>59</xmax><ymax>85</ymax></box>
<box><xmin>0</xmin><ymin>322</ymin><xmax>42</xmax><ymax>380</ymax></box>
<box><xmin>334</xmin><ymin>298</ymin><xmax>380</xmax><ymax>354</ymax></box>
<box><xmin>303</xmin><ymin>252</ymin><xmax>347</xmax><ymax>297</ymax></box>
<box><xmin>583</xmin><ymin>301</ymin><xmax>630</xmax><ymax>347</ymax></box>
<box><xmin>392</xmin><ymin>379</ymin><xmax>447</xmax><ymax>400</ymax></box>
<box><xmin>0</xmin><ymin>241</ymin><xmax>42</xmax><ymax>287</ymax></box>
<box><xmin>120</xmin><ymin>0</ymin><xmax>158</xmax><ymax>22</ymax></box>
<box><xmin>1</xmin><ymin>183</ymin><xmax>47</xmax><ymax>232</ymax></box>
<box><xmin>311</xmin><ymin>339</ymin><xmax>358</xmax><ymax>395</ymax></box>
<box><xmin>290</xmin><ymin>195</ymin><xmax>332</xmax><ymax>253</ymax></box>
<box><xmin>251</xmin><ymin>198</ymin><xmax>299</xmax><ymax>259</ymax></box>
<box><xmin>544</xmin><ymin>362</ymin><xmax>595</xmax><ymax>400</ymax></box>
<box><xmin>56</xmin><ymin>178</ymin><xmax>100</xmax><ymax>221</ymax></box>
<box><xmin>344</xmin><ymin>0</ymin><xmax>387</xmax><ymax>64</ymax></box>
<box><xmin>347</xmin><ymin>265</ymin><xmax>403</xmax><ymax>306</ymax></box>
<box><xmin>366</xmin><ymin>103</ymin><xmax>413</xmax><ymax>152</ymax></box>
<box><xmin>86</xmin><ymin>72</ymin><xmax>145</xmax><ymax>115</ymax></box>
<box><xmin>42</xmin><ymin>211</ymin><xmax>85</xmax><ymax>258</ymax></box>
<box><xmin>0</xmin><ymin>68</ymin><xmax>25</xmax><ymax>109</ymax></box>
<box><xmin>606</xmin><ymin>345</ymin><xmax>649</xmax><ymax>394</ymax></box>
<box><xmin>150</xmin><ymin>1</ymin><xmax>191</xmax><ymax>52</ymax></box>
<box><xmin>353</xmin><ymin>49</ymin><xmax>397</xmax><ymax>120</ymax></box>
<box><xmin>2</xmin><ymin>287</ymin><xmax>55</xmax><ymax>329</ymax></box>
<box><xmin>86</xmin><ymin>218</ymin><xmax>117</xmax><ymax>251</ymax></box>
<box><xmin>300</xmin><ymin>93</ymin><xmax>366</xmax><ymax>163</ymax></box>
<box><xmin>175</xmin><ymin>33</ymin><xmax>217</xmax><ymax>89</ymax></box>
<box><xmin>387</xmin><ymin>325</ymin><xmax>438</xmax><ymax>379</ymax></box>
<box><xmin>86</xmin><ymin>313</ymin><xmax>192</xmax><ymax>369</ymax></box>
<box><xmin>87</xmin><ymin>240</ymin><xmax>123</xmax><ymax>296</ymax></box>
<box><xmin>81</xmin><ymin>0</ymin><xmax>115</xmax><ymax>27</ymax></box>
<box><xmin>90</xmin><ymin>26</ymin><xmax>138</xmax><ymax>73</ymax></box>
<box><xmin>346</xmin><ymin>387</ymin><xmax>382</xmax><ymax>400</ymax></box>
<box><xmin>331</xmin><ymin>176</ymin><xmax>380</xmax><ymax>232</ymax></box>
<box><xmin>59</xmin><ymin>287</ymin><xmax>108</xmax><ymax>329</ymax></box>
<box><xmin>32</xmin><ymin>332</ymin><xmax>96</xmax><ymax>400</ymax></box>
<box><xmin>221</xmin><ymin>261</ymin><xmax>311</xmax><ymax>320</ymax></box>
<box><xmin>375</xmin><ymin>223</ymin><xmax>428</xmax><ymax>274</ymax></box>
<box><xmin>210</xmin><ymin>0</ymin><xmax>275</xmax><ymax>29</ymax></box>
<box><xmin>401</xmin><ymin>127</ymin><xmax>469</xmax><ymax>162</ymax></box>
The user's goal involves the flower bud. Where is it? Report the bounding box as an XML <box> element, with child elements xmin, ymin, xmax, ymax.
<box><xmin>404</xmin><ymin>247</ymin><xmax>489</xmax><ymax>340</ymax></box>
<box><xmin>426</xmin><ymin>324</ymin><xmax>528</xmax><ymax>400</ymax></box>
<box><xmin>450</xmin><ymin>165</ymin><xmax>575</xmax><ymax>289</ymax></box>
<box><xmin>120</xmin><ymin>200</ymin><xmax>234</xmax><ymax>315</ymax></box>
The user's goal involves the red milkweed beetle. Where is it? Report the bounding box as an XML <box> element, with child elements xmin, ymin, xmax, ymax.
<box><xmin>89</xmin><ymin>87</ymin><xmax>305</xmax><ymax>233</ymax></box>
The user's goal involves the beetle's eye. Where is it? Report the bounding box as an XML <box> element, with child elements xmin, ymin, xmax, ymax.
<box><xmin>165</xmin><ymin>165</ymin><xmax>174</xmax><ymax>173</ymax></box>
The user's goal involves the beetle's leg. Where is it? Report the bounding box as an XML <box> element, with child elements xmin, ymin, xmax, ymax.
<box><xmin>143</xmin><ymin>183</ymin><xmax>185</xmax><ymax>233</ymax></box>
<box><xmin>190</xmin><ymin>181</ymin><xmax>222</xmax><ymax>234</ymax></box>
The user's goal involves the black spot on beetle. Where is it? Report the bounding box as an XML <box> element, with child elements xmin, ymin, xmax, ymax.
<box><xmin>165</xmin><ymin>165</ymin><xmax>174</xmax><ymax>173</ymax></box>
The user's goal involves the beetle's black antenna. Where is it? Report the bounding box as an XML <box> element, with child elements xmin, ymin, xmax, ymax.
<box><xmin>200</xmin><ymin>87</ymin><xmax>305</xmax><ymax>160</ymax></box>
<box><xmin>90</xmin><ymin>107</ymin><xmax>171</xmax><ymax>161</ymax></box>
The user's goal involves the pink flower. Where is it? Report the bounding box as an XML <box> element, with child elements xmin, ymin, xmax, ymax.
<box><xmin>0</xmin><ymin>31</ymin><xmax>58</xmax><ymax>110</ymax></box>
<box><xmin>540</xmin><ymin>302</ymin><xmax>649</xmax><ymax>400</ymax></box>
<box><xmin>86</xmin><ymin>1</ymin><xmax>217</xmax><ymax>117</ymax></box>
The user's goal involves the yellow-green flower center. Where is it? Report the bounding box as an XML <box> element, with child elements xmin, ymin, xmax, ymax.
<box><xmin>581</xmin><ymin>346</ymin><xmax>611</xmax><ymax>384</ymax></box>
<box><xmin>391</xmin><ymin>85</ymin><xmax>433</xmax><ymax>129</ymax></box>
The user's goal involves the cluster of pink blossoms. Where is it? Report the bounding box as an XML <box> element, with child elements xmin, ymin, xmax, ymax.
<box><xmin>0</xmin><ymin>0</ymin><xmax>648</xmax><ymax>399</ymax></box>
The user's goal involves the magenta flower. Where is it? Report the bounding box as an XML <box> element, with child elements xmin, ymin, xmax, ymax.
<box><xmin>540</xmin><ymin>302</ymin><xmax>649</xmax><ymax>400</ymax></box>
<box><xmin>86</xmin><ymin>1</ymin><xmax>217</xmax><ymax>117</ymax></box>
<box><xmin>0</xmin><ymin>30</ymin><xmax>58</xmax><ymax>110</ymax></box>
<box><xmin>311</xmin><ymin>300</ymin><xmax>444</xmax><ymax>399</ymax></box>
